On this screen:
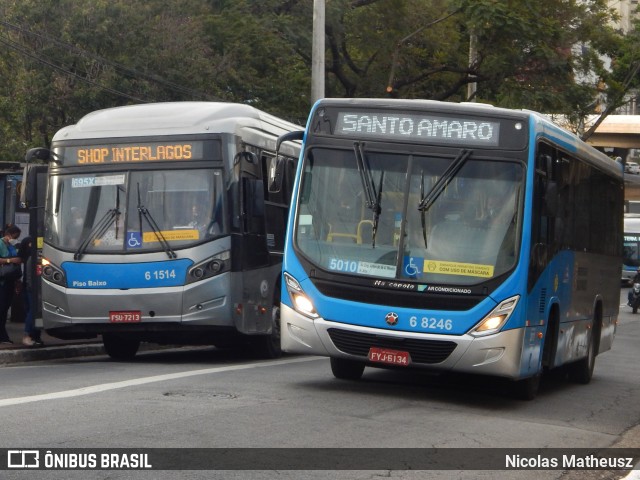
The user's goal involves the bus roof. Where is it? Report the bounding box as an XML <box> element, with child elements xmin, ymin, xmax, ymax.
<box><xmin>312</xmin><ymin>98</ymin><xmax>622</xmax><ymax>180</ymax></box>
<box><xmin>53</xmin><ymin>102</ymin><xmax>302</xmax><ymax>150</ymax></box>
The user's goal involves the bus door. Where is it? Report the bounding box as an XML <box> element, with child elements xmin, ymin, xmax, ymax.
<box><xmin>235</xmin><ymin>150</ymin><xmax>273</xmax><ymax>334</ymax></box>
<box><xmin>20</xmin><ymin>164</ymin><xmax>48</xmax><ymax>319</ymax></box>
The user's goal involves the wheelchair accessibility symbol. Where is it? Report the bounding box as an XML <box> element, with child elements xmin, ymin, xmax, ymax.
<box><xmin>403</xmin><ymin>256</ymin><xmax>423</xmax><ymax>278</ymax></box>
<box><xmin>127</xmin><ymin>232</ymin><xmax>142</xmax><ymax>248</ymax></box>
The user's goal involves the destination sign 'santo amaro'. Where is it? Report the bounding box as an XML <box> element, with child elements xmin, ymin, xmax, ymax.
<box><xmin>335</xmin><ymin>111</ymin><xmax>500</xmax><ymax>146</ymax></box>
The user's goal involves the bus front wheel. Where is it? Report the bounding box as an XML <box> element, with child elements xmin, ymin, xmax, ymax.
<box><xmin>103</xmin><ymin>334</ymin><xmax>140</xmax><ymax>360</ymax></box>
<box><xmin>512</xmin><ymin>374</ymin><xmax>540</xmax><ymax>401</ymax></box>
<box><xmin>330</xmin><ymin>357</ymin><xmax>365</xmax><ymax>380</ymax></box>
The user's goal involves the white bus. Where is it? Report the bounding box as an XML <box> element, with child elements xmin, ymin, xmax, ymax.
<box><xmin>27</xmin><ymin>102</ymin><xmax>300</xmax><ymax>359</ymax></box>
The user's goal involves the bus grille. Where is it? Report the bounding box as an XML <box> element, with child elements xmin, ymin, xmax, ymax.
<box><xmin>313</xmin><ymin>278</ymin><xmax>483</xmax><ymax>310</ymax></box>
<box><xmin>327</xmin><ymin>328</ymin><xmax>457</xmax><ymax>364</ymax></box>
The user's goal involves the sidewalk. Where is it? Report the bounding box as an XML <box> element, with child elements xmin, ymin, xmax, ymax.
<box><xmin>0</xmin><ymin>318</ymin><xmax>104</xmax><ymax>365</ymax></box>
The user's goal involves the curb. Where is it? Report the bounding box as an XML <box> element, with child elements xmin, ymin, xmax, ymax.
<box><xmin>0</xmin><ymin>342</ymin><xmax>192</xmax><ymax>366</ymax></box>
<box><xmin>0</xmin><ymin>344</ymin><xmax>106</xmax><ymax>365</ymax></box>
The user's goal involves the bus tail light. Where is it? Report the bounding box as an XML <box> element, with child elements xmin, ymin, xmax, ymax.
<box><xmin>284</xmin><ymin>272</ymin><xmax>318</xmax><ymax>318</ymax></box>
<box><xmin>469</xmin><ymin>295</ymin><xmax>520</xmax><ymax>337</ymax></box>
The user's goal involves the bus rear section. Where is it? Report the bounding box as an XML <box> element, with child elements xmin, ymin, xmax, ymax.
<box><xmin>280</xmin><ymin>98</ymin><xmax>622</xmax><ymax>399</ymax></box>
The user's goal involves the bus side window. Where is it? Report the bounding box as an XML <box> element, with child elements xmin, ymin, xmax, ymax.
<box><xmin>529</xmin><ymin>146</ymin><xmax>557</xmax><ymax>290</ymax></box>
<box><xmin>242</xmin><ymin>177</ymin><xmax>266</xmax><ymax>234</ymax></box>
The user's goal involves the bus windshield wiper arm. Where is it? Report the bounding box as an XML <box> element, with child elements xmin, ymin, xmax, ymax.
<box><xmin>354</xmin><ymin>142</ymin><xmax>384</xmax><ymax>247</ymax></box>
<box><xmin>74</xmin><ymin>208</ymin><xmax>119</xmax><ymax>260</ymax></box>
<box><xmin>420</xmin><ymin>170</ymin><xmax>428</xmax><ymax>249</ymax></box>
<box><xmin>354</xmin><ymin>142</ymin><xmax>377</xmax><ymax>207</ymax></box>
<box><xmin>371</xmin><ymin>170</ymin><xmax>384</xmax><ymax>248</ymax></box>
<box><xmin>136</xmin><ymin>184</ymin><xmax>176</xmax><ymax>259</ymax></box>
<box><xmin>418</xmin><ymin>149</ymin><xmax>473</xmax><ymax>212</ymax></box>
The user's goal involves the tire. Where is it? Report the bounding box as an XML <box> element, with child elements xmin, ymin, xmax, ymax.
<box><xmin>252</xmin><ymin>303</ymin><xmax>283</xmax><ymax>359</ymax></box>
<box><xmin>512</xmin><ymin>374</ymin><xmax>540</xmax><ymax>401</ymax></box>
<box><xmin>103</xmin><ymin>334</ymin><xmax>140</xmax><ymax>360</ymax></box>
<box><xmin>569</xmin><ymin>325</ymin><xmax>596</xmax><ymax>384</ymax></box>
<box><xmin>330</xmin><ymin>357</ymin><xmax>365</xmax><ymax>380</ymax></box>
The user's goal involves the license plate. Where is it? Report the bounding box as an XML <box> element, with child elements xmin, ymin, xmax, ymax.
<box><xmin>109</xmin><ymin>311</ymin><xmax>142</xmax><ymax>323</ymax></box>
<box><xmin>368</xmin><ymin>347</ymin><xmax>410</xmax><ymax>366</ymax></box>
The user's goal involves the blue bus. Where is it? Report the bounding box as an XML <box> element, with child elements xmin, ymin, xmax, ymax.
<box><xmin>277</xmin><ymin>99</ymin><xmax>623</xmax><ymax>399</ymax></box>
<box><xmin>27</xmin><ymin>102</ymin><xmax>300</xmax><ymax>359</ymax></box>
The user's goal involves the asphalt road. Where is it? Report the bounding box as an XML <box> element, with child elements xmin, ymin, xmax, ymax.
<box><xmin>0</xmin><ymin>290</ymin><xmax>638</xmax><ymax>480</ymax></box>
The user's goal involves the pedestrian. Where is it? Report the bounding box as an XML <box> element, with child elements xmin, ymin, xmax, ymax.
<box><xmin>18</xmin><ymin>236</ymin><xmax>43</xmax><ymax>347</ymax></box>
<box><xmin>628</xmin><ymin>266</ymin><xmax>640</xmax><ymax>306</ymax></box>
<box><xmin>0</xmin><ymin>225</ymin><xmax>23</xmax><ymax>344</ymax></box>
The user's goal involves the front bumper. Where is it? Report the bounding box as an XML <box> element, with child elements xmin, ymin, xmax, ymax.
<box><xmin>281</xmin><ymin>303</ymin><xmax>527</xmax><ymax>380</ymax></box>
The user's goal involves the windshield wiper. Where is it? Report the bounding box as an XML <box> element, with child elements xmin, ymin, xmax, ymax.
<box><xmin>371</xmin><ymin>170</ymin><xmax>385</xmax><ymax>248</ymax></box>
<box><xmin>136</xmin><ymin>183</ymin><xmax>176</xmax><ymax>259</ymax></box>
<box><xmin>353</xmin><ymin>142</ymin><xmax>384</xmax><ymax>247</ymax></box>
<box><xmin>418</xmin><ymin>149</ymin><xmax>473</xmax><ymax>212</ymax></box>
<box><xmin>420</xmin><ymin>170</ymin><xmax>428</xmax><ymax>249</ymax></box>
<box><xmin>74</xmin><ymin>208</ymin><xmax>119</xmax><ymax>260</ymax></box>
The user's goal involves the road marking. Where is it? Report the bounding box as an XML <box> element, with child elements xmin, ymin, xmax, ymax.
<box><xmin>0</xmin><ymin>356</ymin><xmax>322</xmax><ymax>408</ymax></box>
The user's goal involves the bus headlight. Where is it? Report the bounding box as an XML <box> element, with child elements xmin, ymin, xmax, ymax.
<box><xmin>41</xmin><ymin>258</ymin><xmax>67</xmax><ymax>287</ymax></box>
<box><xmin>284</xmin><ymin>272</ymin><xmax>318</xmax><ymax>318</ymax></box>
<box><xmin>469</xmin><ymin>295</ymin><xmax>519</xmax><ymax>337</ymax></box>
<box><xmin>187</xmin><ymin>250</ymin><xmax>230</xmax><ymax>284</ymax></box>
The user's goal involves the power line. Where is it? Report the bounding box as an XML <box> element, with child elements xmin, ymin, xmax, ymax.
<box><xmin>0</xmin><ymin>19</ymin><xmax>217</xmax><ymax>102</ymax></box>
<box><xmin>0</xmin><ymin>33</ymin><xmax>149</xmax><ymax>103</ymax></box>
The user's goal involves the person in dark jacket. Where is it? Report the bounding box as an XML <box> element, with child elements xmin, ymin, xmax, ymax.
<box><xmin>628</xmin><ymin>266</ymin><xmax>640</xmax><ymax>306</ymax></box>
<box><xmin>18</xmin><ymin>236</ymin><xmax>42</xmax><ymax>346</ymax></box>
<box><xmin>0</xmin><ymin>225</ymin><xmax>22</xmax><ymax>344</ymax></box>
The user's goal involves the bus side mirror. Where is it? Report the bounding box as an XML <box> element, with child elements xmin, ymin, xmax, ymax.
<box><xmin>25</xmin><ymin>147</ymin><xmax>52</xmax><ymax>163</ymax></box>
<box><xmin>276</xmin><ymin>130</ymin><xmax>304</xmax><ymax>154</ymax></box>
<box><xmin>268</xmin><ymin>156</ymin><xmax>284</xmax><ymax>193</ymax></box>
<box><xmin>235</xmin><ymin>151</ymin><xmax>258</xmax><ymax>167</ymax></box>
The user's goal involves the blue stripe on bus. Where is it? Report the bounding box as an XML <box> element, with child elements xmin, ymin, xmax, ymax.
<box><xmin>62</xmin><ymin>259</ymin><xmax>193</xmax><ymax>289</ymax></box>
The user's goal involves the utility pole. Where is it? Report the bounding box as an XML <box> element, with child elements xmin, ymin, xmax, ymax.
<box><xmin>311</xmin><ymin>0</ymin><xmax>325</xmax><ymax>104</ymax></box>
<box><xmin>467</xmin><ymin>33</ymin><xmax>477</xmax><ymax>101</ymax></box>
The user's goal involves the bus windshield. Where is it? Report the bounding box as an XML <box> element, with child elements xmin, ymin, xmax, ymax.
<box><xmin>294</xmin><ymin>147</ymin><xmax>524</xmax><ymax>286</ymax></box>
<box><xmin>623</xmin><ymin>235</ymin><xmax>640</xmax><ymax>269</ymax></box>
<box><xmin>45</xmin><ymin>168</ymin><xmax>225</xmax><ymax>253</ymax></box>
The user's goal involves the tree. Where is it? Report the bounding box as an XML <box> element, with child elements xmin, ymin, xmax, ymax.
<box><xmin>580</xmin><ymin>10</ymin><xmax>640</xmax><ymax>140</ymax></box>
<box><xmin>0</xmin><ymin>0</ymin><xmax>219</xmax><ymax>160</ymax></box>
<box><xmin>0</xmin><ymin>0</ymin><xmax>636</xmax><ymax>161</ymax></box>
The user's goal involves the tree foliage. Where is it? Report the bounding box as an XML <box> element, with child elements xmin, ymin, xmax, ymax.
<box><xmin>0</xmin><ymin>0</ymin><xmax>636</xmax><ymax>161</ymax></box>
